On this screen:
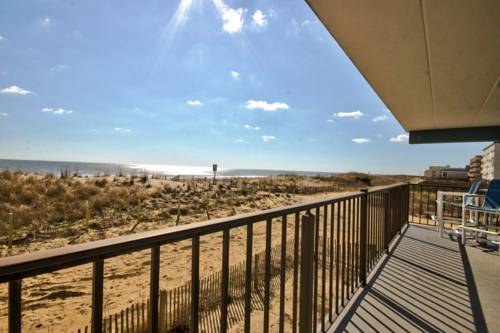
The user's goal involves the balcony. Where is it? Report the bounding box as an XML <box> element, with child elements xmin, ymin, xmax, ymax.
<box><xmin>0</xmin><ymin>183</ymin><xmax>498</xmax><ymax>333</ymax></box>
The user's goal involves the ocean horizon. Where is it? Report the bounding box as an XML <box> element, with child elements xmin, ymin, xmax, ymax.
<box><xmin>0</xmin><ymin>159</ymin><xmax>338</xmax><ymax>178</ymax></box>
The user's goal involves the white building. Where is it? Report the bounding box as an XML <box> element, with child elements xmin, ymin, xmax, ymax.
<box><xmin>481</xmin><ymin>142</ymin><xmax>500</xmax><ymax>180</ymax></box>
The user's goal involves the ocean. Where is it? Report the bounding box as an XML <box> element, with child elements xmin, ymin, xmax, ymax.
<box><xmin>0</xmin><ymin>159</ymin><xmax>337</xmax><ymax>178</ymax></box>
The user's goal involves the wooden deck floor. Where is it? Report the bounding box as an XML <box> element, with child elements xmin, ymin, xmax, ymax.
<box><xmin>331</xmin><ymin>224</ymin><xmax>489</xmax><ymax>333</ymax></box>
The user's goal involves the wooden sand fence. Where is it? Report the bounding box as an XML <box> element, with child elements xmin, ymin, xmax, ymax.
<box><xmin>73</xmin><ymin>240</ymin><xmax>295</xmax><ymax>333</ymax></box>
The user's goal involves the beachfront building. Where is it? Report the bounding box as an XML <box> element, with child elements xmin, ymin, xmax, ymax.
<box><xmin>440</xmin><ymin>166</ymin><xmax>469</xmax><ymax>180</ymax></box>
<box><xmin>469</xmin><ymin>155</ymin><xmax>483</xmax><ymax>180</ymax></box>
<box><xmin>424</xmin><ymin>165</ymin><xmax>469</xmax><ymax>180</ymax></box>
<box><xmin>0</xmin><ymin>1</ymin><xmax>499</xmax><ymax>333</ymax></box>
<box><xmin>481</xmin><ymin>142</ymin><xmax>500</xmax><ymax>181</ymax></box>
<box><xmin>424</xmin><ymin>165</ymin><xmax>448</xmax><ymax>178</ymax></box>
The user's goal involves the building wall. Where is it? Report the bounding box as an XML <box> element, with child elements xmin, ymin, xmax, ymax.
<box><xmin>424</xmin><ymin>165</ymin><xmax>469</xmax><ymax>180</ymax></box>
<box><xmin>424</xmin><ymin>166</ymin><xmax>448</xmax><ymax>178</ymax></box>
<box><xmin>468</xmin><ymin>155</ymin><xmax>482</xmax><ymax>180</ymax></box>
<box><xmin>441</xmin><ymin>170</ymin><xmax>468</xmax><ymax>180</ymax></box>
<box><xmin>481</xmin><ymin>143</ymin><xmax>500</xmax><ymax>181</ymax></box>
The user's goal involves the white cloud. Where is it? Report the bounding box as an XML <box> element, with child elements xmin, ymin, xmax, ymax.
<box><xmin>223</xmin><ymin>8</ymin><xmax>245</xmax><ymax>33</ymax></box>
<box><xmin>252</xmin><ymin>10</ymin><xmax>267</xmax><ymax>27</ymax></box>
<box><xmin>301</xmin><ymin>19</ymin><xmax>311</xmax><ymax>28</ymax></box>
<box><xmin>246</xmin><ymin>100</ymin><xmax>289</xmax><ymax>112</ymax></box>
<box><xmin>262</xmin><ymin>135</ymin><xmax>275</xmax><ymax>142</ymax></box>
<box><xmin>287</xmin><ymin>18</ymin><xmax>315</xmax><ymax>36</ymax></box>
<box><xmin>1</xmin><ymin>86</ymin><xmax>32</xmax><ymax>95</ymax></box>
<box><xmin>0</xmin><ymin>35</ymin><xmax>4</xmax><ymax>41</ymax></box>
<box><xmin>0</xmin><ymin>112</ymin><xmax>7</xmax><ymax>116</ymax></box>
<box><xmin>326</xmin><ymin>119</ymin><xmax>334</xmax><ymax>123</ymax></box>
<box><xmin>40</xmin><ymin>17</ymin><xmax>51</xmax><ymax>26</ymax></box>
<box><xmin>114</xmin><ymin>127</ymin><xmax>132</xmax><ymax>133</ymax></box>
<box><xmin>230</xmin><ymin>70</ymin><xmax>240</xmax><ymax>79</ymax></box>
<box><xmin>372</xmin><ymin>115</ymin><xmax>387</xmax><ymax>122</ymax></box>
<box><xmin>212</xmin><ymin>0</ymin><xmax>246</xmax><ymax>33</ymax></box>
<box><xmin>41</xmin><ymin>107</ymin><xmax>72</xmax><ymax>115</ymax></box>
<box><xmin>334</xmin><ymin>111</ymin><xmax>364</xmax><ymax>119</ymax></box>
<box><xmin>390</xmin><ymin>134</ymin><xmax>409</xmax><ymax>142</ymax></box>
<box><xmin>186</xmin><ymin>100</ymin><xmax>203</xmax><ymax>106</ymax></box>
<box><xmin>352</xmin><ymin>138</ymin><xmax>370</xmax><ymax>144</ymax></box>
<box><xmin>51</xmin><ymin>64</ymin><xmax>69</xmax><ymax>72</ymax></box>
<box><xmin>234</xmin><ymin>139</ymin><xmax>245</xmax><ymax>143</ymax></box>
<box><xmin>244</xmin><ymin>124</ymin><xmax>260</xmax><ymax>130</ymax></box>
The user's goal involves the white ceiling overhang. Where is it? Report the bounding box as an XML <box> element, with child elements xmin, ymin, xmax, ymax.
<box><xmin>306</xmin><ymin>0</ymin><xmax>500</xmax><ymax>143</ymax></box>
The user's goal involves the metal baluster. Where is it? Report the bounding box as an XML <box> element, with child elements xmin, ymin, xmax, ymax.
<box><xmin>360</xmin><ymin>189</ymin><xmax>368</xmax><ymax>286</ymax></box>
<box><xmin>149</xmin><ymin>246</ymin><xmax>160</xmax><ymax>333</ymax></box>
<box><xmin>328</xmin><ymin>203</ymin><xmax>335</xmax><ymax>322</ymax></box>
<box><xmin>321</xmin><ymin>205</ymin><xmax>327</xmax><ymax>331</ymax></box>
<box><xmin>8</xmin><ymin>279</ymin><xmax>22</xmax><ymax>333</ymax></box>
<box><xmin>313</xmin><ymin>207</ymin><xmax>320</xmax><ymax>333</ymax></box>
<box><xmin>299</xmin><ymin>212</ymin><xmax>315</xmax><ymax>333</ymax></box>
<box><xmin>279</xmin><ymin>215</ymin><xmax>287</xmax><ymax>333</ymax></box>
<box><xmin>244</xmin><ymin>223</ymin><xmax>253</xmax><ymax>333</ymax></box>
<box><xmin>191</xmin><ymin>236</ymin><xmax>200</xmax><ymax>333</ymax></box>
<box><xmin>220</xmin><ymin>228</ymin><xmax>230</xmax><ymax>333</ymax></box>
<box><xmin>263</xmin><ymin>218</ymin><xmax>272</xmax><ymax>333</ymax></box>
<box><xmin>292</xmin><ymin>212</ymin><xmax>300</xmax><ymax>333</ymax></box>
<box><xmin>91</xmin><ymin>258</ymin><xmax>104</xmax><ymax>333</ymax></box>
<box><xmin>335</xmin><ymin>201</ymin><xmax>341</xmax><ymax>314</ymax></box>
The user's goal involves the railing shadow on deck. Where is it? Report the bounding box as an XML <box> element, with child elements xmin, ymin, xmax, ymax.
<box><xmin>330</xmin><ymin>224</ymin><xmax>488</xmax><ymax>333</ymax></box>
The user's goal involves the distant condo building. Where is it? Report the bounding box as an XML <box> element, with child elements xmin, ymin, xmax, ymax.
<box><xmin>424</xmin><ymin>165</ymin><xmax>469</xmax><ymax>180</ymax></box>
<box><xmin>424</xmin><ymin>166</ymin><xmax>449</xmax><ymax>178</ymax></box>
<box><xmin>481</xmin><ymin>142</ymin><xmax>500</xmax><ymax>181</ymax></box>
<box><xmin>468</xmin><ymin>155</ymin><xmax>483</xmax><ymax>180</ymax></box>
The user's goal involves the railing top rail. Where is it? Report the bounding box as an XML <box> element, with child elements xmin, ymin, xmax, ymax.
<box><xmin>0</xmin><ymin>183</ymin><xmax>407</xmax><ymax>282</ymax></box>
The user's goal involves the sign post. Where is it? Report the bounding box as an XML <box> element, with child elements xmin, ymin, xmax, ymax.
<box><xmin>212</xmin><ymin>164</ymin><xmax>218</xmax><ymax>184</ymax></box>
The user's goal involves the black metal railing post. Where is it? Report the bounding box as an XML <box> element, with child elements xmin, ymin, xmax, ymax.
<box><xmin>191</xmin><ymin>236</ymin><xmax>200</xmax><ymax>333</ymax></box>
<box><xmin>299</xmin><ymin>212</ymin><xmax>315</xmax><ymax>333</ymax></box>
<box><xmin>398</xmin><ymin>187</ymin><xmax>403</xmax><ymax>233</ymax></box>
<box><xmin>383</xmin><ymin>191</ymin><xmax>390</xmax><ymax>253</ymax></box>
<box><xmin>91</xmin><ymin>258</ymin><xmax>104</xmax><ymax>333</ymax></box>
<box><xmin>220</xmin><ymin>228</ymin><xmax>230</xmax><ymax>333</ymax></box>
<box><xmin>359</xmin><ymin>189</ymin><xmax>368</xmax><ymax>286</ymax></box>
<box><xmin>404</xmin><ymin>184</ymin><xmax>410</xmax><ymax>230</ymax></box>
<box><xmin>8</xmin><ymin>279</ymin><xmax>22</xmax><ymax>333</ymax></box>
<box><xmin>244</xmin><ymin>223</ymin><xmax>253</xmax><ymax>333</ymax></box>
<box><xmin>149</xmin><ymin>246</ymin><xmax>160</xmax><ymax>333</ymax></box>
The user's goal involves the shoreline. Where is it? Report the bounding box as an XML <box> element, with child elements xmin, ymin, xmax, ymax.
<box><xmin>0</xmin><ymin>158</ymin><xmax>345</xmax><ymax>178</ymax></box>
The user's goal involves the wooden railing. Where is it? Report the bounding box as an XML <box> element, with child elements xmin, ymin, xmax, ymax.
<box><xmin>0</xmin><ymin>183</ymin><xmax>409</xmax><ymax>333</ymax></box>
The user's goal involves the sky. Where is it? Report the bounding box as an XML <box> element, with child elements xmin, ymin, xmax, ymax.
<box><xmin>0</xmin><ymin>0</ymin><xmax>486</xmax><ymax>175</ymax></box>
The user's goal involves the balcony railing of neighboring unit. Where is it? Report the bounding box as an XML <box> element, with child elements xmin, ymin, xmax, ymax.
<box><xmin>409</xmin><ymin>182</ymin><xmax>500</xmax><ymax>230</ymax></box>
<box><xmin>0</xmin><ymin>183</ymin><xmax>410</xmax><ymax>333</ymax></box>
